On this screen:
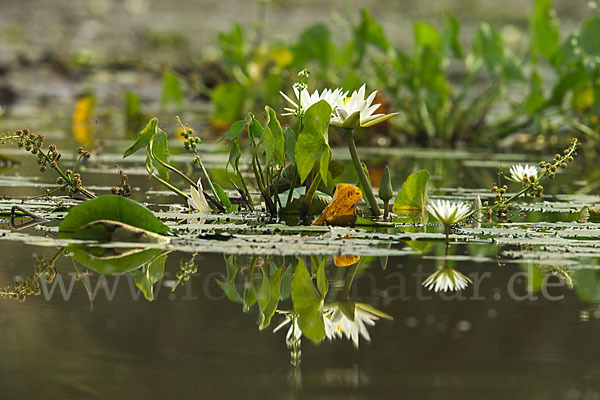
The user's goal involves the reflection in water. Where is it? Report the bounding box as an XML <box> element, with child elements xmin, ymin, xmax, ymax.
<box><xmin>324</xmin><ymin>302</ymin><xmax>392</xmax><ymax>348</ymax></box>
<box><xmin>422</xmin><ymin>264</ymin><xmax>473</xmax><ymax>292</ymax></box>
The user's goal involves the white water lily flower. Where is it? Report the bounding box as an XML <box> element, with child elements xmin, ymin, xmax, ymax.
<box><xmin>188</xmin><ymin>178</ymin><xmax>210</xmax><ymax>213</ymax></box>
<box><xmin>280</xmin><ymin>87</ymin><xmax>346</xmax><ymax>116</ymax></box>
<box><xmin>330</xmin><ymin>84</ymin><xmax>398</xmax><ymax>129</ymax></box>
<box><xmin>324</xmin><ymin>302</ymin><xmax>392</xmax><ymax>348</ymax></box>
<box><xmin>426</xmin><ymin>199</ymin><xmax>471</xmax><ymax>226</ymax></box>
<box><xmin>508</xmin><ymin>164</ymin><xmax>538</xmax><ymax>183</ymax></box>
<box><xmin>423</xmin><ymin>266</ymin><xmax>472</xmax><ymax>292</ymax></box>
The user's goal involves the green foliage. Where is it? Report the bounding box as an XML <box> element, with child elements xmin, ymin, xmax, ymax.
<box><xmin>212</xmin><ymin>82</ymin><xmax>246</xmax><ymax>124</ymax></box>
<box><xmin>393</xmin><ymin>170</ymin><xmax>430</xmax><ymax>213</ymax></box>
<box><xmin>295</xmin><ymin>100</ymin><xmax>332</xmax><ymax>184</ymax></box>
<box><xmin>59</xmin><ymin>195</ymin><xmax>170</xmax><ymax>239</ymax></box>
<box><xmin>161</xmin><ymin>70</ymin><xmax>183</xmax><ymax>108</ymax></box>
<box><xmin>291</xmin><ymin>259</ymin><xmax>325</xmax><ymax>344</ymax></box>
<box><xmin>130</xmin><ymin>254</ymin><xmax>167</xmax><ymax>301</ymax></box>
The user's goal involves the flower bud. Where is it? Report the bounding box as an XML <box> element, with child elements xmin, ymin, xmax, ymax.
<box><xmin>378</xmin><ymin>166</ymin><xmax>393</xmax><ymax>202</ymax></box>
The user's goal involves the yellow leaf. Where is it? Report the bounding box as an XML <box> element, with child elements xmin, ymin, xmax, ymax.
<box><xmin>313</xmin><ymin>184</ymin><xmax>362</xmax><ymax>227</ymax></box>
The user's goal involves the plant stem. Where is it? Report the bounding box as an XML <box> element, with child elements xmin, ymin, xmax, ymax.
<box><xmin>344</xmin><ymin>129</ymin><xmax>381</xmax><ymax>217</ymax></box>
<box><xmin>383</xmin><ymin>199</ymin><xmax>389</xmax><ymax>220</ymax></box>
<box><xmin>444</xmin><ymin>224</ymin><xmax>450</xmax><ymax>257</ymax></box>
<box><xmin>300</xmin><ymin>171</ymin><xmax>321</xmax><ymax>219</ymax></box>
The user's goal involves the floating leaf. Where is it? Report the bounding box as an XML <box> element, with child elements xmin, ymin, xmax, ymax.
<box><xmin>59</xmin><ymin>195</ymin><xmax>170</xmax><ymax>239</ymax></box>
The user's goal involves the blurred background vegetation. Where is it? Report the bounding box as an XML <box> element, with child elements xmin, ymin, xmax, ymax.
<box><xmin>0</xmin><ymin>0</ymin><xmax>597</xmax><ymax>149</ymax></box>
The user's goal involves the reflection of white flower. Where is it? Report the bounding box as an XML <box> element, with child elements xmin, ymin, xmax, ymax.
<box><xmin>280</xmin><ymin>87</ymin><xmax>346</xmax><ymax>116</ymax></box>
<box><xmin>330</xmin><ymin>84</ymin><xmax>398</xmax><ymax>129</ymax></box>
<box><xmin>509</xmin><ymin>164</ymin><xmax>538</xmax><ymax>183</ymax></box>
<box><xmin>273</xmin><ymin>314</ymin><xmax>303</xmax><ymax>343</ymax></box>
<box><xmin>423</xmin><ymin>266</ymin><xmax>472</xmax><ymax>292</ymax></box>
<box><xmin>426</xmin><ymin>199</ymin><xmax>470</xmax><ymax>226</ymax></box>
<box><xmin>188</xmin><ymin>178</ymin><xmax>210</xmax><ymax>213</ymax></box>
<box><xmin>324</xmin><ymin>302</ymin><xmax>392</xmax><ymax>348</ymax></box>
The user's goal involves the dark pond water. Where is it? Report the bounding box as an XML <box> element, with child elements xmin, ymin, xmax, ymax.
<box><xmin>1</xmin><ymin>244</ymin><xmax>600</xmax><ymax>399</ymax></box>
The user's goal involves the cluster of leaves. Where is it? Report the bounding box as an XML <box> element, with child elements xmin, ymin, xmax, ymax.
<box><xmin>220</xmin><ymin>101</ymin><xmax>340</xmax><ymax>218</ymax></box>
<box><xmin>0</xmin><ymin>128</ymin><xmax>95</xmax><ymax>199</ymax></box>
<box><xmin>207</xmin><ymin>0</ymin><xmax>599</xmax><ymax>147</ymax></box>
<box><xmin>215</xmin><ymin>255</ymin><xmax>329</xmax><ymax>343</ymax></box>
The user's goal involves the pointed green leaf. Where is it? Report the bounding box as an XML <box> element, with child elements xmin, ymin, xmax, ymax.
<box><xmin>219</xmin><ymin>119</ymin><xmax>248</xmax><ymax>142</ymax></box>
<box><xmin>291</xmin><ymin>259</ymin><xmax>325</xmax><ymax>344</ymax></box>
<box><xmin>283</xmin><ymin>127</ymin><xmax>296</xmax><ymax>164</ymax></box>
<box><xmin>124</xmin><ymin>118</ymin><xmax>157</xmax><ymax>158</ymax></box>
<box><xmin>153</xmin><ymin>127</ymin><xmax>170</xmax><ymax>180</ymax></box>
<box><xmin>316</xmin><ymin>258</ymin><xmax>328</xmax><ymax>298</ymax></box>
<box><xmin>217</xmin><ymin>279</ymin><xmax>244</xmax><ymax>303</ymax></box>
<box><xmin>393</xmin><ymin>169</ymin><xmax>430</xmax><ymax>212</ymax></box>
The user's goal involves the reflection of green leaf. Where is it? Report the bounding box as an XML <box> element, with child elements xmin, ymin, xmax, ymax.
<box><xmin>59</xmin><ymin>195</ymin><xmax>169</xmax><ymax>239</ymax></box>
<box><xmin>130</xmin><ymin>254</ymin><xmax>167</xmax><ymax>301</ymax></box>
<box><xmin>522</xmin><ymin>264</ymin><xmax>545</xmax><ymax>293</ymax></box>
<box><xmin>224</xmin><ymin>255</ymin><xmax>238</xmax><ymax>281</ymax></box>
<box><xmin>217</xmin><ymin>280</ymin><xmax>243</xmax><ymax>304</ymax></box>
<box><xmin>243</xmin><ymin>283</ymin><xmax>257</xmax><ymax>312</ymax></box>
<box><xmin>295</xmin><ymin>100</ymin><xmax>332</xmax><ymax>184</ymax></box>
<box><xmin>393</xmin><ymin>170</ymin><xmax>430</xmax><ymax>212</ymax></box>
<box><xmin>316</xmin><ymin>258</ymin><xmax>328</xmax><ymax>298</ymax></box>
<box><xmin>280</xmin><ymin>264</ymin><xmax>293</xmax><ymax>300</ymax></box>
<box><xmin>291</xmin><ymin>259</ymin><xmax>325</xmax><ymax>344</ymax></box>
<box><xmin>574</xmin><ymin>270</ymin><xmax>600</xmax><ymax>302</ymax></box>
<box><xmin>337</xmin><ymin>301</ymin><xmax>356</xmax><ymax>322</ymax></box>
<box><xmin>68</xmin><ymin>245</ymin><xmax>164</xmax><ymax>275</ymax></box>
<box><xmin>258</xmin><ymin>267</ymin><xmax>283</xmax><ymax>330</ymax></box>
<box><xmin>76</xmin><ymin>220</ymin><xmax>169</xmax><ymax>243</ymax></box>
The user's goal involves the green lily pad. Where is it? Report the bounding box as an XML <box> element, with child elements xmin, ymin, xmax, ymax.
<box><xmin>59</xmin><ymin>195</ymin><xmax>170</xmax><ymax>240</ymax></box>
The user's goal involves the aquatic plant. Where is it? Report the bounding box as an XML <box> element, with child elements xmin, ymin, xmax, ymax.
<box><xmin>0</xmin><ymin>128</ymin><xmax>96</xmax><ymax>199</ymax></box>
